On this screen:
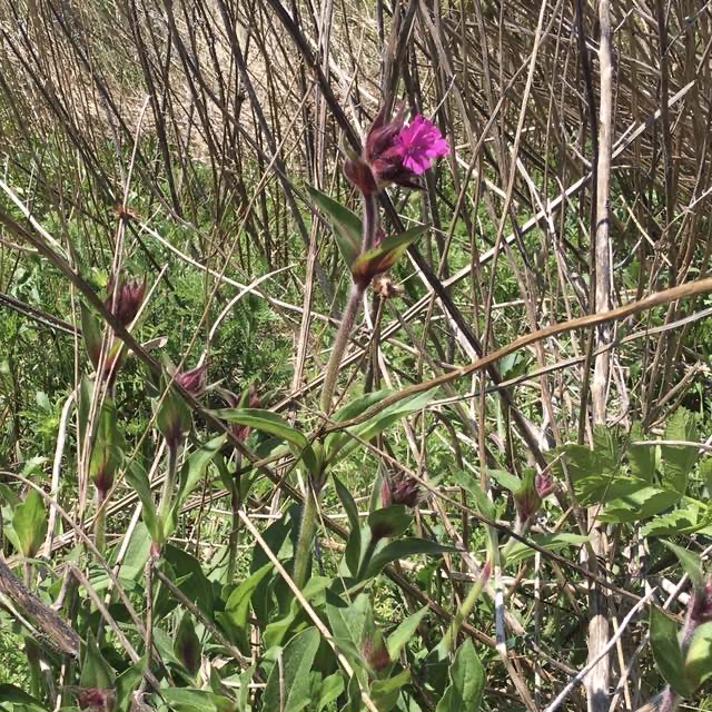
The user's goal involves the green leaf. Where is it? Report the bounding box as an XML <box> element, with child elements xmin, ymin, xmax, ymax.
<box><xmin>0</xmin><ymin>684</ymin><xmax>45</xmax><ymax>710</ymax></box>
<box><xmin>125</xmin><ymin>461</ymin><xmax>160</xmax><ymax>544</ymax></box>
<box><xmin>317</xmin><ymin>672</ymin><xmax>345</xmax><ymax>711</ymax></box>
<box><xmin>387</xmin><ymin>606</ymin><xmax>428</xmax><ymax>660</ymax></box>
<box><xmin>334</xmin><ymin>476</ymin><xmax>362</xmax><ymax>576</ymax></box>
<box><xmin>221</xmin><ymin>563</ymin><xmax>273</xmax><ymax>649</ymax></box>
<box><xmin>684</xmin><ymin>621</ymin><xmax>712</xmax><ymax>691</ymax></box>
<box><xmin>329</xmin><ymin>390</ymin><xmax>437</xmax><ymax>465</ymax></box>
<box><xmin>366</xmin><ymin>538</ymin><xmax>454</xmax><ymax>579</ymax></box>
<box><xmin>642</xmin><ymin>507</ymin><xmax>706</xmax><ymax>537</ymax></box>
<box><xmin>628</xmin><ymin>422</ymin><xmax>656</xmax><ymax>481</ymax></box>
<box><xmin>435</xmin><ymin>640</ymin><xmax>485</xmax><ymax>712</ymax></box>
<box><xmin>452</xmin><ymin>470</ymin><xmax>496</xmax><ymax>520</ymax></box>
<box><xmin>662</xmin><ymin>540</ymin><xmax>704</xmax><ymax>589</ymax></box>
<box><xmin>214</xmin><ymin>408</ymin><xmax>318</xmax><ymax>476</ymax></box>
<box><xmin>351</xmin><ymin>226</ymin><xmax>428</xmax><ymax>280</ymax></box>
<box><xmin>308</xmin><ymin>186</ymin><xmax>362</xmax><ymax>268</ymax></box>
<box><xmin>12</xmin><ymin>489</ymin><xmax>47</xmax><ymax>558</ymax></box>
<box><xmin>661</xmin><ymin>409</ymin><xmax>698</xmax><ymax>493</ymax></box>
<box><xmin>600</xmin><ymin>485</ymin><xmax>681</xmax><ymax>524</ymax></box>
<box><xmin>175</xmin><ymin>613</ymin><xmax>202</xmax><ymax>676</ymax></box>
<box><xmin>504</xmin><ymin>533</ymin><xmax>589</xmax><ymax>566</ymax></box>
<box><xmin>370</xmin><ymin>668</ymin><xmax>411</xmax><ymax>711</ymax></box>
<box><xmin>326</xmin><ymin>593</ymin><xmax>370</xmax><ymax>663</ymax></box>
<box><xmin>160</xmin><ymin>688</ymin><xmax>234</xmax><ymax>712</ymax></box>
<box><xmin>367</xmin><ymin>506</ymin><xmax>413</xmax><ymax>540</ymax></box>
<box><xmin>325</xmin><ymin>390</ymin><xmax>390</xmax><ymax>458</ymax></box>
<box><xmin>80</xmin><ymin>631</ymin><xmax>116</xmax><ymax>690</ymax></box>
<box><xmin>263</xmin><ymin>627</ymin><xmax>321</xmax><ymax>712</ymax></box>
<box><xmin>650</xmin><ymin>607</ymin><xmax>691</xmax><ymax>697</ymax></box>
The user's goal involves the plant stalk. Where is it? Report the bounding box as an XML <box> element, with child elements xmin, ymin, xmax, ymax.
<box><xmin>156</xmin><ymin>442</ymin><xmax>179</xmax><ymax>537</ymax></box>
<box><xmin>293</xmin><ymin>486</ymin><xmax>318</xmax><ymax>589</ymax></box>
<box><xmin>320</xmin><ymin>282</ymin><xmax>364</xmax><ymax>412</ymax></box>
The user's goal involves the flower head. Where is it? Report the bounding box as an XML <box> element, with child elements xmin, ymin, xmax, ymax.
<box><xmin>105</xmin><ymin>275</ymin><xmax>145</xmax><ymax>327</ymax></box>
<box><xmin>535</xmin><ymin>471</ymin><xmax>555</xmax><ymax>499</ymax></box>
<box><xmin>362</xmin><ymin>635</ymin><xmax>390</xmax><ymax>673</ymax></box>
<box><xmin>345</xmin><ymin>106</ymin><xmax>450</xmax><ymax>195</ymax></box>
<box><xmin>395</xmin><ymin>115</ymin><xmax>451</xmax><ymax>175</ymax></box>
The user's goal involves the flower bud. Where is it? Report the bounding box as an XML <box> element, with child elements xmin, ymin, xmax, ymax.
<box><xmin>175</xmin><ymin>363</ymin><xmax>208</xmax><ymax>396</ymax></box>
<box><xmin>513</xmin><ymin>470</ymin><xmax>542</xmax><ymax>523</ymax></box>
<box><xmin>77</xmin><ymin>688</ymin><xmax>115</xmax><ymax>712</ymax></box>
<box><xmin>105</xmin><ymin>275</ymin><xmax>145</xmax><ymax>327</ymax></box>
<box><xmin>381</xmin><ymin>473</ymin><xmax>420</xmax><ymax>509</ymax></box>
<box><xmin>362</xmin><ymin>634</ymin><xmax>390</xmax><ymax>673</ymax></box>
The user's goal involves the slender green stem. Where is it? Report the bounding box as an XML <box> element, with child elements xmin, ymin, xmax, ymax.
<box><xmin>227</xmin><ymin>478</ymin><xmax>240</xmax><ymax>582</ymax></box>
<box><xmin>320</xmin><ymin>282</ymin><xmax>365</xmax><ymax>412</ymax></box>
<box><xmin>94</xmin><ymin>490</ymin><xmax>107</xmax><ymax>554</ymax></box>
<box><xmin>293</xmin><ymin>486</ymin><xmax>318</xmax><ymax>589</ymax></box>
<box><xmin>156</xmin><ymin>442</ymin><xmax>179</xmax><ymax>534</ymax></box>
<box><xmin>440</xmin><ymin>564</ymin><xmax>490</xmax><ymax>655</ymax></box>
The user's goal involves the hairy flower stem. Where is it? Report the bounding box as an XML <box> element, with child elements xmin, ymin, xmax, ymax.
<box><xmin>320</xmin><ymin>282</ymin><xmax>365</xmax><ymax>412</ymax></box>
<box><xmin>320</xmin><ymin>194</ymin><xmax>378</xmax><ymax>413</ymax></box>
<box><xmin>293</xmin><ymin>486</ymin><xmax>319</xmax><ymax>589</ymax></box>
<box><xmin>156</xmin><ymin>442</ymin><xmax>179</xmax><ymax>536</ymax></box>
<box><xmin>94</xmin><ymin>490</ymin><xmax>107</xmax><ymax>554</ymax></box>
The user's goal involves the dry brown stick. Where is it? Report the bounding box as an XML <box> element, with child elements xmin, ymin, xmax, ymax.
<box><xmin>0</xmin><ymin>554</ymin><xmax>80</xmax><ymax>657</ymax></box>
<box><xmin>587</xmin><ymin>1</ymin><xmax>614</xmax><ymax>710</ymax></box>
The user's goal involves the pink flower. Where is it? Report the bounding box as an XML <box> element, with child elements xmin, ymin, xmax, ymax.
<box><xmin>395</xmin><ymin>115</ymin><xmax>450</xmax><ymax>175</ymax></box>
<box><xmin>345</xmin><ymin>106</ymin><xmax>450</xmax><ymax>195</ymax></box>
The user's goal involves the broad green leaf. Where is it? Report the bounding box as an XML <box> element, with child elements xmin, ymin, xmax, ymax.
<box><xmin>661</xmin><ymin>409</ymin><xmax>698</xmax><ymax>493</ymax></box>
<box><xmin>684</xmin><ymin>621</ymin><xmax>712</xmax><ymax>691</ymax></box>
<box><xmin>329</xmin><ymin>390</ymin><xmax>437</xmax><ymax>464</ymax></box>
<box><xmin>214</xmin><ymin>408</ymin><xmax>318</xmax><ymax>476</ymax></box>
<box><xmin>662</xmin><ymin>540</ymin><xmax>704</xmax><ymax>589</ymax></box>
<box><xmin>600</xmin><ymin>485</ymin><xmax>681</xmax><ymax>524</ymax></box>
<box><xmin>326</xmin><ymin>593</ymin><xmax>370</xmax><ymax>663</ymax></box>
<box><xmin>504</xmin><ymin>533</ymin><xmax>589</xmax><ymax>566</ymax></box>
<box><xmin>366</xmin><ymin>538</ymin><xmax>454</xmax><ymax>579</ymax></box>
<box><xmin>435</xmin><ymin>640</ymin><xmax>485</xmax><ymax>712</ymax></box>
<box><xmin>628</xmin><ymin>422</ymin><xmax>656</xmax><ymax>481</ymax></box>
<box><xmin>351</xmin><ymin>226</ymin><xmax>428</xmax><ymax>280</ymax></box>
<box><xmin>263</xmin><ymin>576</ymin><xmax>331</xmax><ymax>649</ymax></box>
<box><xmin>650</xmin><ymin>607</ymin><xmax>691</xmax><ymax>697</ymax></box>
<box><xmin>317</xmin><ymin>672</ymin><xmax>345</xmax><ymax>711</ymax></box>
<box><xmin>387</xmin><ymin>606</ymin><xmax>428</xmax><ymax>660</ymax></box>
<box><xmin>117</xmin><ymin>521</ymin><xmax>152</xmax><ymax>581</ymax></box>
<box><xmin>489</xmin><ymin>469</ymin><xmax>522</xmax><ymax>494</ymax></box>
<box><xmin>125</xmin><ymin>461</ymin><xmax>160</xmax><ymax>544</ymax></box>
<box><xmin>80</xmin><ymin>631</ymin><xmax>115</xmax><ymax>690</ymax></box>
<box><xmin>324</xmin><ymin>390</ymin><xmax>390</xmax><ymax>458</ymax></box>
<box><xmin>263</xmin><ymin>627</ymin><xmax>321</xmax><ymax>712</ymax></box>
<box><xmin>308</xmin><ymin>186</ymin><xmax>362</xmax><ymax>268</ymax></box>
<box><xmin>12</xmin><ymin>489</ymin><xmax>47</xmax><ymax>558</ymax></box>
<box><xmin>334</xmin><ymin>476</ymin><xmax>362</xmax><ymax>576</ymax></box>
<box><xmin>175</xmin><ymin>613</ymin><xmax>202</xmax><ymax>676</ymax></box>
<box><xmin>0</xmin><ymin>684</ymin><xmax>45</xmax><ymax>710</ymax></box>
<box><xmin>640</xmin><ymin>505</ymin><xmax>711</xmax><ymax>537</ymax></box>
<box><xmin>367</xmin><ymin>506</ymin><xmax>413</xmax><ymax>540</ymax></box>
<box><xmin>160</xmin><ymin>688</ymin><xmax>234</xmax><ymax>712</ymax></box>
<box><xmin>371</xmin><ymin>668</ymin><xmax>411</xmax><ymax>711</ymax></box>
<box><xmin>452</xmin><ymin>470</ymin><xmax>496</xmax><ymax>520</ymax></box>
<box><xmin>221</xmin><ymin>563</ymin><xmax>273</xmax><ymax>649</ymax></box>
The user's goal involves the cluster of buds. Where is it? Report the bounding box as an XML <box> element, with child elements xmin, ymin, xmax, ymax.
<box><xmin>682</xmin><ymin>577</ymin><xmax>712</xmax><ymax>648</ymax></box>
<box><xmin>76</xmin><ymin>688</ymin><xmax>115</xmax><ymax>712</ymax></box>
<box><xmin>345</xmin><ymin>107</ymin><xmax>450</xmax><ymax>196</ymax></box>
